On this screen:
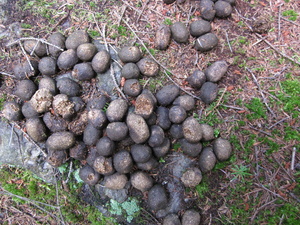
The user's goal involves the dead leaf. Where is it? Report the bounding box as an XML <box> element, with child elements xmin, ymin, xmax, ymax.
<box><xmin>287</xmin><ymin>182</ymin><xmax>297</xmax><ymax>191</ymax></box>
<box><xmin>227</xmin><ymin>85</ymin><xmax>235</xmax><ymax>91</ymax></box>
<box><xmin>245</xmin><ymin>203</ymin><xmax>250</xmax><ymax>211</ymax></box>
<box><xmin>238</xmin><ymin>110</ymin><xmax>246</xmax><ymax>114</ymax></box>
<box><xmin>278</xmin><ymin>190</ymin><xmax>287</xmax><ymax>198</ymax></box>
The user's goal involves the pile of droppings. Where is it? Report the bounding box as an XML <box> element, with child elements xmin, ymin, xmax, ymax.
<box><xmin>2</xmin><ymin>3</ymin><xmax>234</xmax><ymax>220</ymax></box>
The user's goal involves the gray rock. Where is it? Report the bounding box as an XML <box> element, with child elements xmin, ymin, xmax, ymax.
<box><xmin>190</xmin><ymin>19</ymin><xmax>212</xmax><ymax>37</ymax></box>
<box><xmin>65</xmin><ymin>30</ymin><xmax>90</xmax><ymax>50</ymax></box>
<box><xmin>137</xmin><ymin>58</ymin><xmax>160</xmax><ymax>77</ymax></box>
<box><xmin>156</xmin><ymin>85</ymin><xmax>180</xmax><ymax>106</ymax></box>
<box><xmin>93</xmin><ymin>156</ymin><xmax>115</xmax><ymax>175</ymax></box>
<box><xmin>213</xmin><ymin>138</ymin><xmax>232</xmax><ymax>161</ymax></box>
<box><xmin>148</xmin><ymin>184</ymin><xmax>168</xmax><ymax>211</ymax></box>
<box><xmin>25</xmin><ymin>117</ymin><xmax>48</xmax><ymax>143</ymax></box>
<box><xmin>57</xmin><ymin>49</ymin><xmax>79</xmax><ymax>70</ymax></box>
<box><xmin>2</xmin><ymin>101</ymin><xmax>23</xmax><ymax>121</ymax></box>
<box><xmin>47</xmin><ymin>32</ymin><xmax>65</xmax><ymax>57</ymax></box>
<box><xmin>155</xmin><ymin>24</ymin><xmax>171</xmax><ymax>50</ymax></box>
<box><xmin>83</xmin><ymin>123</ymin><xmax>102</xmax><ymax>146</ymax></box>
<box><xmin>215</xmin><ymin>0</ymin><xmax>233</xmax><ymax>18</ymax></box>
<box><xmin>106</xmin><ymin>122</ymin><xmax>128</xmax><ymax>141</ymax></box>
<box><xmin>135</xmin><ymin>92</ymin><xmax>156</xmax><ymax>119</ymax></box>
<box><xmin>29</xmin><ymin>88</ymin><xmax>53</xmax><ymax>113</ymax></box>
<box><xmin>195</xmin><ymin>33</ymin><xmax>218</xmax><ymax>52</ymax></box>
<box><xmin>182</xmin><ymin>117</ymin><xmax>202</xmax><ymax>143</ymax></box>
<box><xmin>130</xmin><ymin>171</ymin><xmax>154</xmax><ymax>192</ymax></box>
<box><xmin>96</xmin><ymin>137</ymin><xmax>115</xmax><ymax>157</ymax></box>
<box><xmin>182</xmin><ymin>209</ymin><xmax>201</xmax><ymax>225</ymax></box>
<box><xmin>200</xmin><ymin>124</ymin><xmax>215</xmax><ymax>141</ymax></box>
<box><xmin>72</xmin><ymin>63</ymin><xmax>95</xmax><ymax>81</ymax></box>
<box><xmin>169</xmin><ymin>124</ymin><xmax>184</xmax><ymax>139</ymax></box>
<box><xmin>118</xmin><ymin>46</ymin><xmax>142</xmax><ymax>63</ymax></box>
<box><xmin>205</xmin><ymin>60</ymin><xmax>228</xmax><ymax>82</ymax></box>
<box><xmin>186</xmin><ymin>70</ymin><xmax>206</xmax><ymax>89</ymax></box>
<box><xmin>153</xmin><ymin>137</ymin><xmax>170</xmax><ymax>158</ymax></box>
<box><xmin>106</xmin><ymin>99</ymin><xmax>128</xmax><ymax>122</ymax></box>
<box><xmin>181</xmin><ymin>167</ymin><xmax>202</xmax><ymax>187</ymax></box>
<box><xmin>113</xmin><ymin>150</ymin><xmax>133</xmax><ymax>174</ymax></box>
<box><xmin>92</xmin><ymin>50</ymin><xmax>111</xmax><ymax>73</ymax></box>
<box><xmin>77</xmin><ymin>43</ymin><xmax>97</xmax><ymax>61</ymax></box>
<box><xmin>130</xmin><ymin>144</ymin><xmax>152</xmax><ymax>163</ymax></box>
<box><xmin>121</xmin><ymin>63</ymin><xmax>140</xmax><ymax>79</ymax></box>
<box><xmin>173</xmin><ymin>95</ymin><xmax>195</xmax><ymax>111</ymax></box>
<box><xmin>43</xmin><ymin>112</ymin><xmax>68</xmax><ymax>132</ymax></box>
<box><xmin>126</xmin><ymin>113</ymin><xmax>150</xmax><ymax>144</ymax></box>
<box><xmin>199</xmin><ymin>0</ymin><xmax>216</xmax><ymax>21</ymax></box>
<box><xmin>179</xmin><ymin>139</ymin><xmax>202</xmax><ymax>157</ymax></box>
<box><xmin>169</xmin><ymin>106</ymin><xmax>187</xmax><ymax>124</ymax></box>
<box><xmin>123</xmin><ymin>79</ymin><xmax>142</xmax><ymax>97</ymax></box>
<box><xmin>170</xmin><ymin>22</ymin><xmax>189</xmax><ymax>43</ymax></box>
<box><xmin>0</xmin><ymin>120</ymin><xmax>55</xmax><ymax>183</ymax></box>
<box><xmin>199</xmin><ymin>82</ymin><xmax>219</xmax><ymax>104</ymax></box>
<box><xmin>22</xmin><ymin>102</ymin><xmax>40</xmax><ymax>119</ymax></box>
<box><xmin>56</xmin><ymin>77</ymin><xmax>81</xmax><ymax>97</ymax></box>
<box><xmin>156</xmin><ymin>106</ymin><xmax>171</xmax><ymax>130</ymax></box>
<box><xmin>148</xmin><ymin>125</ymin><xmax>165</xmax><ymax>148</ymax></box>
<box><xmin>163</xmin><ymin>214</ymin><xmax>181</xmax><ymax>225</ymax></box>
<box><xmin>39</xmin><ymin>76</ymin><xmax>57</xmax><ymax>95</ymax></box>
<box><xmin>46</xmin><ymin>131</ymin><xmax>75</xmax><ymax>151</ymax></box>
<box><xmin>199</xmin><ymin>147</ymin><xmax>217</xmax><ymax>173</ymax></box>
<box><xmin>87</xmin><ymin>109</ymin><xmax>107</xmax><ymax>129</ymax></box>
<box><xmin>38</xmin><ymin>57</ymin><xmax>57</xmax><ymax>76</ymax></box>
<box><xmin>24</xmin><ymin>40</ymin><xmax>46</xmax><ymax>57</ymax></box>
<box><xmin>104</xmin><ymin>173</ymin><xmax>128</xmax><ymax>190</ymax></box>
<box><xmin>52</xmin><ymin>94</ymin><xmax>75</xmax><ymax>119</ymax></box>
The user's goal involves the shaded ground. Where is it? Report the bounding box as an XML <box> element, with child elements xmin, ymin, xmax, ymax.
<box><xmin>0</xmin><ymin>0</ymin><xmax>299</xmax><ymax>224</ymax></box>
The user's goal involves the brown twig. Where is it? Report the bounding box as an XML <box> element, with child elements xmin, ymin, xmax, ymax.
<box><xmin>255</xmin><ymin>183</ymin><xmax>287</xmax><ymax>202</ymax></box>
<box><xmin>277</xmin><ymin>4</ymin><xmax>282</xmax><ymax>41</ymax></box>
<box><xmin>136</xmin><ymin>0</ymin><xmax>150</xmax><ymax>23</ymax></box>
<box><xmin>206</xmin><ymin>88</ymin><xmax>227</xmax><ymax>117</ymax></box>
<box><xmin>281</xmin><ymin>16</ymin><xmax>300</xmax><ymax>27</ymax></box>
<box><xmin>225</xmin><ymin>30</ymin><xmax>233</xmax><ymax>53</ymax></box>
<box><xmin>272</xmin><ymin>155</ymin><xmax>295</xmax><ymax>182</ymax></box>
<box><xmin>267</xmin><ymin>117</ymin><xmax>289</xmax><ymax>130</ymax></box>
<box><xmin>7</xmin><ymin>37</ymin><xmax>64</xmax><ymax>51</ymax></box>
<box><xmin>18</xmin><ymin>40</ymin><xmax>34</xmax><ymax>70</ymax></box>
<box><xmin>248</xmin><ymin>125</ymin><xmax>272</xmax><ymax>136</ymax></box>
<box><xmin>250</xmin><ymin>198</ymin><xmax>278</xmax><ymax>222</ymax></box>
<box><xmin>222</xmin><ymin>105</ymin><xmax>244</xmax><ymax>111</ymax></box>
<box><xmin>246</xmin><ymin>67</ymin><xmax>276</xmax><ymax>117</ymax></box>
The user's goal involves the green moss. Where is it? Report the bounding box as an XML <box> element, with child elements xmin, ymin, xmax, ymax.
<box><xmin>245</xmin><ymin>97</ymin><xmax>267</xmax><ymax>120</ymax></box>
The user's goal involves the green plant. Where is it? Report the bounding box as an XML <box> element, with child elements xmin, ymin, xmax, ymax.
<box><xmin>231</xmin><ymin>165</ymin><xmax>252</xmax><ymax>182</ymax></box>
<box><xmin>21</xmin><ymin>23</ymin><xmax>32</xmax><ymax>29</ymax></box>
<box><xmin>0</xmin><ymin>94</ymin><xmax>6</xmax><ymax>110</ymax></box>
<box><xmin>164</xmin><ymin>18</ymin><xmax>172</xmax><ymax>25</ymax></box>
<box><xmin>282</xmin><ymin>9</ymin><xmax>298</xmax><ymax>21</ymax></box>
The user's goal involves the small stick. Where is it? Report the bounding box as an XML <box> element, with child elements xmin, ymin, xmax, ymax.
<box><xmin>246</xmin><ymin>67</ymin><xmax>276</xmax><ymax>117</ymax></box>
<box><xmin>278</xmin><ymin>4</ymin><xmax>282</xmax><ymax>41</ymax></box>
<box><xmin>291</xmin><ymin>147</ymin><xmax>296</xmax><ymax>171</ymax></box>
<box><xmin>222</xmin><ymin>104</ymin><xmax>244</xmax><ymax>111</ymax></box>
<box><xmin>249</xmin><ymin>125</ymin><xmax>272</xmax><ymax>136</ymax></box>
<box><xmin>54</xmin><ymin>176</ymin><xmax>67</xmax><ymax>225</ymax></box>
<box><xmin>206</xmin><ymin>88</ymin><xmax>227</xmax><ymax>117</ymax></box>
<box><xmin>268</xmin><ymin>117</ymin><xmax>289</xmax><ymax>129</ymax></box>
<box><xmin>252</xmin><ymin>36</ymin><xmax>268</xmax><ymax>46</ymax></box>
<box><xmin>0</xmin><ymin>71</ymin><xmax>14</xmax><ymax>77</ymax></box>
<box><xmin>110</xmin><ymin>64</ymin><xmax>128</xmax><ymax>101</ymax></box>
<box><xmin>281</xmin><ymin>16</ymin><xmax>300</xmax><ymax>27</ymax></box>
<box><xmin>272</xmin><ymin>155</ymin><xmax>295</xmax><ymax>182</ymax></box>
<box><xmin>250</xmin><ymin>198</ymin><xmax>278</xmax><ymax>222</ymax></box>
<box><xmin>225</xmin><ymin>30</ymin><xmax>233</xmax><ymax>53</ymax></box>
<box><xmin>64</xmin><ymin>160</ymin><xmax>73</xmax><ymax>184</ymax></box>
<box><xmin>18</xmin><ymin>40</ymin><xmax>34</xmax><ymax>71</ymax></box>
<box><xmin>289</xmin><ymin>192</ymin><xmax>300</xmax><ymax>203</ymax></box>
<box><xmin>255</xmin><ymin>183</ymin><xmax>287</xmax><ymax>201</ymax></box>
<box><xmin>136</xmin><ymin>0</ymin><xmax>150</xmax><ymax>23</ymax></box>
<box><xmin>7</xmin><ymin>37</ymin><xmax>64</xmax><ymax>51</ymax></box>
